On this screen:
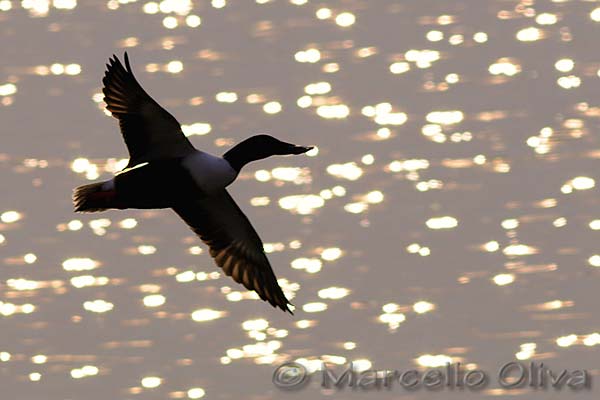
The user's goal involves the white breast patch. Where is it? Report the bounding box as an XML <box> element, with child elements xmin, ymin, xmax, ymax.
<box><xmin>181</xmin><ymin>151</ymin><xmax>237</xmax><ymax>193</ymax></box>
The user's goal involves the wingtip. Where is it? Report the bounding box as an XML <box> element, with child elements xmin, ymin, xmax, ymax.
<box><xmin>105</xmin><ymin>52</ymin><xmax>133</xmax><ymax>75</ymax></box>
<box><xmin>285</xmin><ymin>302</ymin><xmax>295</xmax><ymax>315</ymax></box>
<box><xmin>106</xmin><ymin>55</ymin><xmax>117</xmax><ymax>72</ymax></box>
<box><xmin>124</xmin><ymin>51</ymin><xmax>132</xmax><ymax>72</ymax></box>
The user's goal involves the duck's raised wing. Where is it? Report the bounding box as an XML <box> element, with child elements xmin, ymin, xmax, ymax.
<box><xmin>172</xmin><ymin>190</ymin><xmax>294</xmax><ymax>314</ymax></box>
<box><xmin>102</xmin><ymin>52</ymin><xmax>195</xmax><ymax>167</ymax></box>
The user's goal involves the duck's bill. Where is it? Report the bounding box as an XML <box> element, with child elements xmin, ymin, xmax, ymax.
<box><xmin>288</xmin><ymin>145</ymin><xmax>314</xmax><ymax>154</ymax></box>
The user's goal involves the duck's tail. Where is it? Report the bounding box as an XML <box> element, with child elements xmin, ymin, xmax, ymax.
<box><xmin>73</xmin><ymin>181</ymin><xmax>116</xmax><ymax>213</ymax></box>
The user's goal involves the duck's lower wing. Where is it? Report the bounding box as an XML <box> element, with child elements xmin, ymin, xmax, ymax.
<box><xmin>172</xmin><ymin>190</ymin><xmax>294</xmax><ymax>314</ymax></box>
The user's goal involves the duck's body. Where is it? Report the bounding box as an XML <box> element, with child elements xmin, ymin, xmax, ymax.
<box><xmin>73</xmin><ymin>53</ymin><xmax>312</xmax><ymax>314</ymax></box>
<box><xmin>182</xmin><ymin>151</ymin><xmax>238</xmax><ymax>193</ymax></box>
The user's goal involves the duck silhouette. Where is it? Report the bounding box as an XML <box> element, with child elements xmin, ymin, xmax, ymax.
<box><xmin>73</xmin><ymin>53</ymin><xmax>313</xmax><ymax>314</ymax></box>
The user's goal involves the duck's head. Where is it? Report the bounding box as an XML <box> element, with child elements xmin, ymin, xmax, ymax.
<box><xmin>224</xmin><ymin>134</ymin><xmax>313</xmax><ymax>172</ymax></box>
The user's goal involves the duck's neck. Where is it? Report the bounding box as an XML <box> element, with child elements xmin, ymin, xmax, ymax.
<box><xmin>223</xmin><ymin>142</ymin><xmax>269</xmax><ymax>172</ymax></box>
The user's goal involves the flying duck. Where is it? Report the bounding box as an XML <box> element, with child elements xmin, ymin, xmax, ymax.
<box><xmin>73</xmin><ymin>53</ymin><xmax>313</xmax><ymax>314</ymax></box>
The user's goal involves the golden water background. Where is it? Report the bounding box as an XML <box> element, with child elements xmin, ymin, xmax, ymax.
<box><xmin>0</xmin><ymin>0</ymin><xmax>599</xmax><ymax>399</ymax></box>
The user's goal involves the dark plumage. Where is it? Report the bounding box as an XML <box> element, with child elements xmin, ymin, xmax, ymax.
<box><xmin>74</xmin><ymin>53</ymin><xmax>314</xmax><ymax>314</ymax></box>
<box><xmin>102</xmin><ymin>53</ymin><xmax>195</xmax><ymax>167</ymax></box>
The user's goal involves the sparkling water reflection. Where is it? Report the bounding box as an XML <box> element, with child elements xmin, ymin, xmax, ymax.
<box><xmin>1</xmin><ymin>0</ymin><xmax>600</xmax><ymax>399</ymax></box>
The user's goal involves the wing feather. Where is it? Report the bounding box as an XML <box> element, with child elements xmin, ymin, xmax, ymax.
<box><xmin>172</xmin><ymin>191</ymin><xmax>294</xmax><ymax>314</ymax></box>
<box><xmin>102</xmin><ymin>52</ymin><xmax>195</xmax><ymax>167</ymax></box>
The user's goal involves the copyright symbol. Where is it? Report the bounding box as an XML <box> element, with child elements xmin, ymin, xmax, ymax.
<box><xmin>273</xmin><ymin>362</ymin><xmax>309</xmax><ymax>390</ymax></box>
